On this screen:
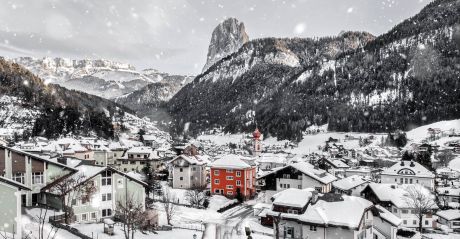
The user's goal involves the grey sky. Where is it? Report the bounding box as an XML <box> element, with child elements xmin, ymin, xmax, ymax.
<box><xmin>0</xmin><ymin>0</ymin><xmax>430</xmax><ymax>75</ymax></box>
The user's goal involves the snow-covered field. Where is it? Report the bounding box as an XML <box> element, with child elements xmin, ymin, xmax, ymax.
<box><xmin>406</xmin><ymin>119</ymin><xmax>460</xmax><ymax>142</ymax></box>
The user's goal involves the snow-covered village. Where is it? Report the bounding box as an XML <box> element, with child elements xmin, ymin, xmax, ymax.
<box><xmin>0</xmin><ymin>0</ymin><xmax>460</xmax><ymax>239</ymax></box>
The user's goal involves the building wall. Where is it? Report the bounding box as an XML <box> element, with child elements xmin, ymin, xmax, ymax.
<box><xmin>71</xmin><ymin>172</ymin><xmax>146</xmax><ymax>223</ymax></box>
<box><xmin>172</xmin><ymin>165</ymin><xmax>206</xmax><ymax>189</ymax></box>
<box><xmin>0</xmin><ymin>183</ymin><xmax>21</xmax><ymax>238</ymax></box>
<box><xmin>211</xmin><ymin>167</ymin><xmax>256</xmax><ymax>199</ymax></box>
<box><xmin>380</xmin><ymin>174</ymin><xmax>434</xmax><ymax>190</ymax></box>
<box><xmin>391</xmin><ymin>205</ymin><xmax>435</xmax><ymax>228</ymax></box>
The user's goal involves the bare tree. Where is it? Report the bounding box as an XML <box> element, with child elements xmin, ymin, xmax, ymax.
<box><xmin>185</xmin><ymin>186</ymin><xmax>207</xmax><ymax>208</ymax></box>
<box><xmin>162</xmin><ymin>188</ymin><xmax>177</xmax><ymax>225</ymax></box>
<box><xmin>115</xmin><ymin>195</ymin><xmax>146</xmax><ymax>239</ymax></box>
<box><xmin>404</xmin><ymin>185</ymin><xmax>437</xmax><ymax>232</ymax></box>
<box><xmin>272</xmin><ymin>212</ymin><xmax>282</xmax><ymax>239</ymax></box>
<box><xmin>48</xmin><ymin>173</ymin><xmax>96</xmax><ymax>224</ymax></box>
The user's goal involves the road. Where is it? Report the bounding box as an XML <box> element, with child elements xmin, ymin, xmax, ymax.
<box><xmin>203</xmin><ymin>204</ymin><xmax>254</xmax><ymax>239</ymax></box>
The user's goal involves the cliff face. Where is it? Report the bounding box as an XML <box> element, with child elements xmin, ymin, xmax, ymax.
<box><xmin>202</xmin><ymin>18</ymin><xmax>249</xmax><ymax>72</ymax></box>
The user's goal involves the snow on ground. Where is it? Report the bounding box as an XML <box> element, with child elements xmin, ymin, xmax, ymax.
<box><xmin>208</xmin><ymin>195</ymin><xmax>238</xmax><ymax>211</ymax></box>
<box><xmin>448</xmin><ymin>155</ymin><xmax>460</xmax><ymax>172</ymax></box>
<box><xmin>406</xmin><ymin>119</ymin><xmax>460</xmax><ymax>142</ymax></box>
<box><xmin>23</xmin><ymin>207</ymin><xmax>78</xmax><ymax>239</ymax></box>
<box><xmin>73</xmin><ymin>222</ymin><xmax>202</xmax><ymax>239</ymax></box>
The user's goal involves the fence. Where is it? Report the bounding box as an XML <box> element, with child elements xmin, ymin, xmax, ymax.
<box><xmin>50</xmin><ymin>221</ymin><xmax>92</xmax><ymax>239</ymax></box>
<box><xmin>217</xmin><ymin>201</ymin><xmax>241</xmax><ymax>213</ymax></box>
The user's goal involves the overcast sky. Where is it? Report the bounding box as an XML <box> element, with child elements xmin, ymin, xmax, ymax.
<box><xmin>0</xmin><ymin>0</ymin><xmax>430</xmax><ymax>75</ymax></box>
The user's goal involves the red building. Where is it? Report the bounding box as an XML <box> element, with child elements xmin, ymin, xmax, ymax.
<box><xmin>210</xmin><ymin>154</ymin><xmax>256</xmax><ymax>200</ymax></box>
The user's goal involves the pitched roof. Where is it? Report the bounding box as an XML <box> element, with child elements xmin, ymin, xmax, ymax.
<box><xmin>211</xmin><ymin>154</ymin><xmax>252</xmax><ymax>169</ymax></box>
<box><xmin>290</xmin><ymin>162</ymin><xmax>337</xmax><ymax>184</ymax></box>
<box><xmin>0</xmin><ymin>176</ymin><xmax>31</xmax><ymax>191</ymax></box>
<box><xmin>258</xmin><ymin>161</ymin><xmax>337</xmax><ymax>184</ymax></box>
<box><xmin>298</xmin><ymin>195</ymin><xmax>373</xmax><ymax>228</ymax></box>
<box><xmin>366</xmin><ymin>183</ymin><xmax>437</xmax><ymax>209</ymax></box>
<box><xmin>436</xmin><ymin>210</ymin><xmax>460</xmax><ymax>221</ymax></box>
<box><xmin>169</xmin><ymin>154</ymin><xmax>209</xmax><ymax>166</ymax></box>
<box><xmin>375</xmin><ymin>205</ymin><xmax>402</xmax><ymax>226</ymax></box>
<box><xmin>332</xmin><ymin>175</ymin><xmax>369</xmax><ymax>191</ymax></box>
<box><xmin>381</xmin><ymin>160</ymin><xmax>434</xmax><ymax>178</ymax></box>
<box><xmin>272</xmin><ymin>188</ymin><xmax>312</xmax><ymax>208</ymax></box>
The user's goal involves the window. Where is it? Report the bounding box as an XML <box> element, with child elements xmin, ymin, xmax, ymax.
<box><xmin>393</xmin><ymin>208</ymin><xmax>398</xmax><ymax>213</ymax></box>
<box><xmin>283</xmin><ymin>174</ymin><xmax>290</xmax><ymax>179</ymax></box>
<box><xmin>32</xmin><ymin>172</ymin><xmax>44</xmax><ymax>184</ymax></box>
<box><xmin>192</xmin><ymin>167</ymin><xmax>197</xmax><ymax>171</ymax></box>
<box><xmin>285</xmin><ymin>227</ymin><xmax>294</xmax><ymax>238</ymax></box>
<box><xmin>12</xmin><ymin>172</ymin><xmax>25</xmax><ymax>184</ymax></box>
<box><xmin>91</xmin><ymin>212</ymin><xmax>97</xmax><ymax>220</ymax></box>
<box><xmin>180</xmin><ymin>177</ymin><xmax>184</xmax><ymax>181</ymax></box>
<box><xmin>395</xmin><ymin>178</ymin><xmax>397</xmax><ymax>182</ymax></box>
<box><xmin>425</xmin><ymin>220</ymin><xmax>429</xmax><ymax>225</ymax></box>
<box><xmin>214</xmin><ymin>170</ymin><xmax>219</xmax><ymax>176</ymax></box>
<box><xmin>236</xmin><ymin>180</ymin><xmax>241</xmax><ymax>186</ymax></box>
<box><xmin>81</xmin><ymin>213</ymin><xmax>88</xmax><ymax>221</ymax></box>
<box><xmin>215</xmin><ymin>179</ymin><xmax>220</xmax><ymax>184</ymax></box>
<box><xmin>215</xmin><ymin>189</ymin><xmax>220</xmax><ymax>193</ymax></box>
<box><xmin>227</xmin><ymin>191</ymin><xmax>233</xmax><ymax>195</ymax></box>
<box><xmin>413</xmin><ymin>220</ymin><xmax>417</xmax><ymax>225</ymax></box>
<box><xmin>410</xmin><ymin>179</ymin><xmax>413</xmax><ymax>184</ymax></box>
<box><xmin>101</xmin><ymin>171</ymin><xmax>112</xmax><ymax>186</ymax></box>
<box><xmin>227</xmin><ymin>176</ymin><xmax>234</xmax><ymax>180</ymax></box>
<box><xmin>298</xmin><ymin>185</ymin><xmax>302</xmax><ymax>189</ymax></box>
<box><xmin>310</xmin><ymin>225</ymin><xmax>317</xmax><ymax>231</ymax></box>
<box><xmin>226</xmin><ymin>169</ymin><xmax>233</xmax><ymax>173</ymax></box>
<box><xmin>400</xmin><ymin>178</ymin><xmax>403</xmax><ymax>184</ymax></box>
<box><xmin>71</xmin><ymin>199</ymin><xmax>77</xmax><ymax>206</ymax></box>
<box><xmin>180</xmin><ymin>168</ymin><xmax>183</xmax><ymax>172</ymax></box>
<box><xmin>287</xmin><ymin>209</ymin><xmax>298</xmax><ymax>214</ymax></box>
<box><xmin>403</xmin><ymin>220</ymin><xmax>407</xmax><ymax>225</ymax></box>
<box><xmin>236</xmin><ymin>171</ymin><xmax>241</xmax><ymax>177</ymax></box>
<box><xmin>102</xmin><ymin>209</ymin><xmax>112</xmax><ymax>217</ymax></box>
<box><xmin>227</xmin><ymin>185</ymin><xmax>234</xmax><ymax>189</ymax></box>
<box><xmin>102</xmin><ymin>193</ymin><xmax>112</xmax><ymax>201</ymax></box>
<box><xmin>402</xmin><ymin>209</ymin><xmax>408</xmax><ymax>214</ymax></box>
<box><xmin>405</xmin><ymin>178</ymin><xmax>408</xmax><ymax>184</ymax></box>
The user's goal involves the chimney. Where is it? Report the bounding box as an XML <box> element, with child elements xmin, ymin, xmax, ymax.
<box><xmin>410</xmin><ymin>161</ymin><xmax>415</xmax><ymax>167</ymax></box>
<box><xmin>57</xmin><ymin>157</ymin><xmax>67</xmax><ymax>165</ymax></box>
<box><xmin>400</xmin><ymin>161</ymin><xmax>405</xmax><ymax>166</ymax></box>
<box><xmin>311</xmin><ymin>191</ymin><xmax>319</xmax><ymax>204</ymax></box>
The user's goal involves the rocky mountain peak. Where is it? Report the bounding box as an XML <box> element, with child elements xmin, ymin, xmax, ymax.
<box><xmin>202</xmin><ymin>17</ymin><xmax>249</xmax><ymax>72</ymax></box>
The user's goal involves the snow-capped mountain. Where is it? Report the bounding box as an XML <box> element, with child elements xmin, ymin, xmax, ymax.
<box><xmin>114</xmin><ymin>74</ymin><xmax>194</xmax><ymax>111</ymax></box>
<box><xmin>202</xmin><ymin>18</ymin><xmax>249</xmax><ymax>72</ymax></box>
<box><xmin>169</xmin><ymin>0</ymin><xmax>460</xmax><ymax>140</ymax></box>
<box><xmin>11</xmin><ymin>57</ymin><xmax>172</xmax><ymax>99</ymax></box>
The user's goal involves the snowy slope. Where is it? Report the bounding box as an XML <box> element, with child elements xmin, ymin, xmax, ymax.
<box><xmin>406</xmin><ymin>119</ymin><xmax>460</xmax><ymax>142</ymax></box>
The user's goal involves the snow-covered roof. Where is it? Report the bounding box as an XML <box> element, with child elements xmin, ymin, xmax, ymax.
<box><xmin>375</xmin><ymin>205</ymin><xmax>402</xmax><ymax>226</ymax></box>
<box><xmin>298</xmin><ymin>195</ymin><xmax>373</xmax><ymax>228</ymax></box>
<box><xmin>272</xmin><ymin>188</ymin><xmax>312</xmax><ymax>208</ymax></box>
<box><xmin>211</xmin><ymin>154</ymin><xmax>252</xmax><ymax>169</ymax></box>
<box><xmin>290</xmin><ymin>162</ymin><xmax>337</xmax><ymax>184</ymax></box>
<box><xmin>126</xmin><ymin>146</ymin><xmax>153</xmax><ymax>154</ymax></box>
<box><xmin>0</xmin><ymin>176</ymin><xmax>31</xmax><ymax>190</ymax></box>
<box><xmin>332</xmin><ymin>175</ymin><xmax>369</xmax><ymax>191</ymax></box>
<box><xmin>169</xmin><ymin>154</ymin><xmax>209</xmax><ymax>166</ymax></box>
<box><xmin>366</xmin><ymin>183</ymin><xmax>437</xmax><ymax>209</ymax></box>
<box><xmin>437</xmin><ymin>186</ymin><xmax>460</xmax><ymax>196</ymax></box>
<box><xmin>381</xmin><ymin>160</ymin><xmax>434</xmax><ymax>178</ymax></box>
<box><xmin>436</xmin><ymin>209</ymin><xmax>460</xmax><ymax>221</ymax></box>
<box><xmin>329</xmin><ymin>159</ymin><xmax>350</xmax><ymax>168</ymax></box>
